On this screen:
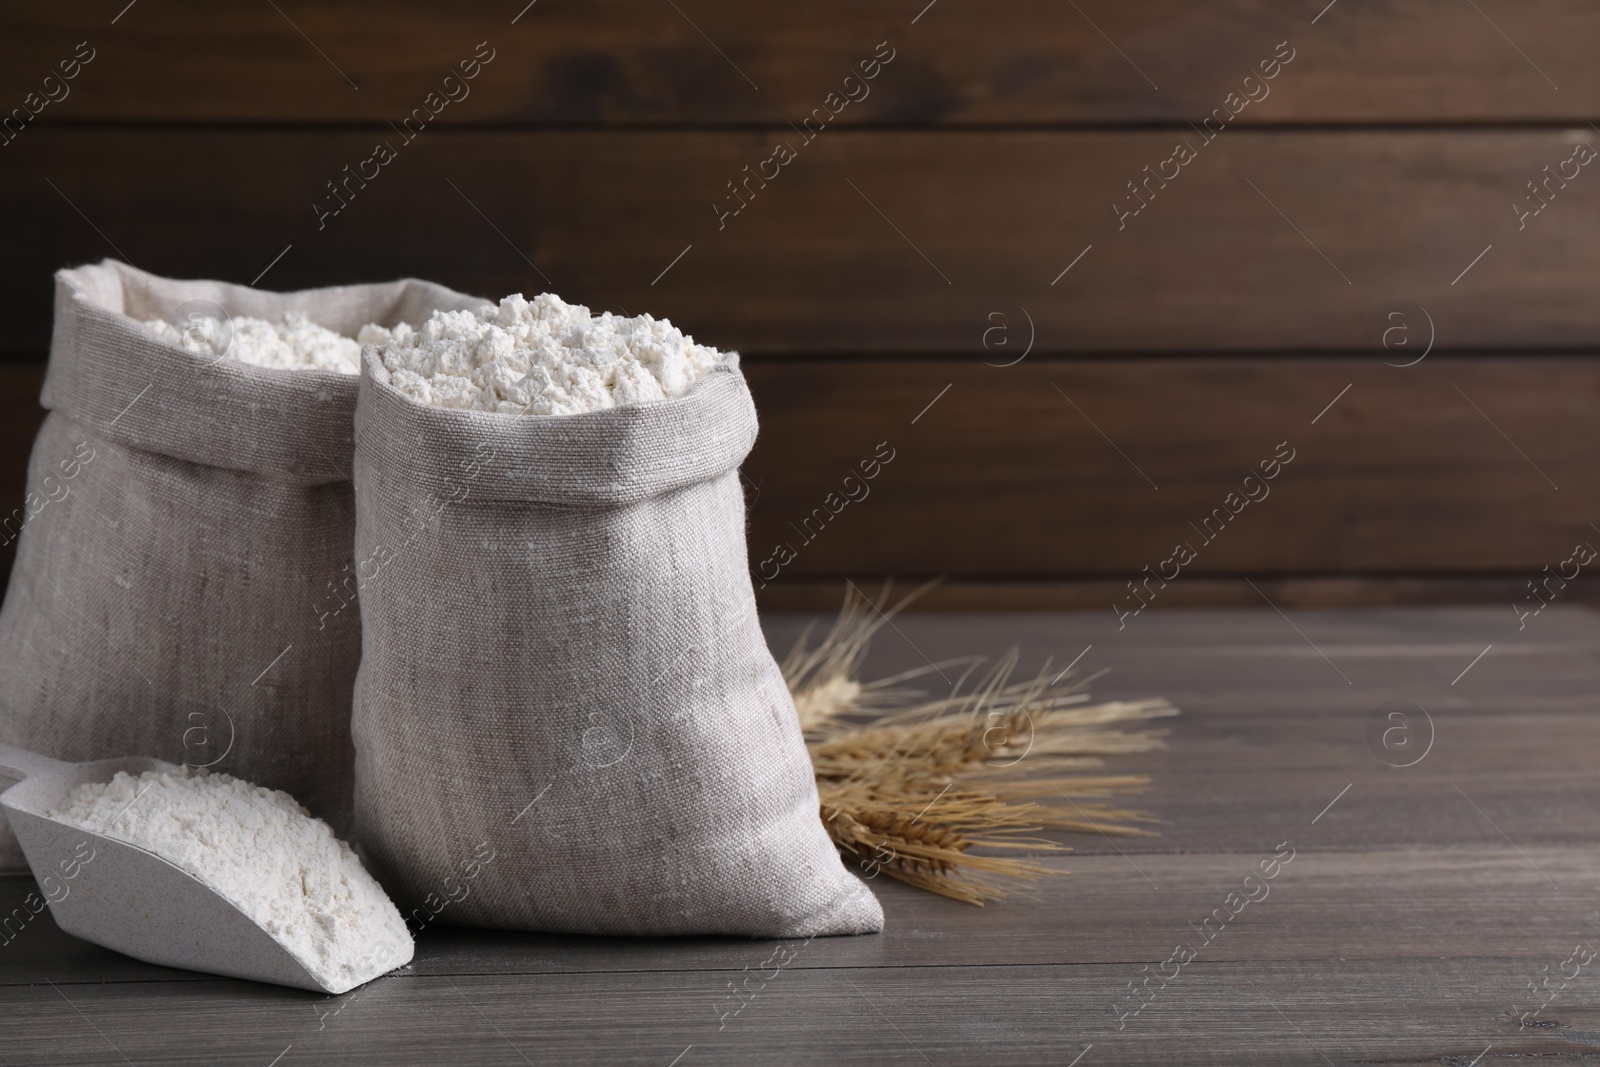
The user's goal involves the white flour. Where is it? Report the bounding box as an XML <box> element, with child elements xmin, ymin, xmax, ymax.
<box><xmin>48</xmin><ymin>769</ymin><xmax>412</xmax><ymax>993</ymax></box>
<box><xmin>376</xmin><ymin>293</ymin><xmax>724</xmax><ymax>415</ymax></box>
<box><xmin>143</xmin><ymin>312</ymin><xmax>400</xmax><ymax>375</ymax></box>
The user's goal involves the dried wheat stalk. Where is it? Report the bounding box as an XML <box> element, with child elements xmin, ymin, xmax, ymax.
<box><xmin>790</xmin><ymin>583</ymin><xmax>1177</xmax><ymax>905</ymax></box>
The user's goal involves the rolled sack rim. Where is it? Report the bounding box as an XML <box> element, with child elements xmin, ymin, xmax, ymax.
<box><xmin>356</xmin><ymin>345</ymin><xmax>759</xmax><ymax>507</ymax></box>
<box><xmin>41</xmin><ymin>259</ymin><xmax>481</xmax><ymax>486</ymax></box>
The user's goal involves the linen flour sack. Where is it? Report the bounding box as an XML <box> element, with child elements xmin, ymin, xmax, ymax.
<box><xmin>0</xmin><ymin>259</ymin><xmax>484</xmax><ymax>871</ymax></box>
<box><xmin>352</xmin><ymin>346</ymin><xmax>883</xmax><ymax>936</ymax></box>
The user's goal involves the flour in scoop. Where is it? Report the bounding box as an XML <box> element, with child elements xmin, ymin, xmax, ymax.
<box><xmin>48</xmin><ymin>769</ymin><xmax>412</xmax><ymax>994</ymax></box>
<box><xmin>144</xmin><ymin>312</ymin><xmax>402</xmax><ymax>375</ymax></box>
<box><xmin>375</xmin><ymin>293</ymin><xmax>724</xmax><ymax>415</ymax></box>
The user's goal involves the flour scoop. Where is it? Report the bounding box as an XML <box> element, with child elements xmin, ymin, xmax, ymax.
<box><xmin>0</xmin><ymin>743</ymin><xmax>410</xmax><ymax>993</ymax></box>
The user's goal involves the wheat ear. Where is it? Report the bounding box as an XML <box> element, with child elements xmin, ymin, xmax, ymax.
<box><xmin>795</xmin><ymin>586</ymin><xmax>1176</xmax><ymax>904</ymax></box>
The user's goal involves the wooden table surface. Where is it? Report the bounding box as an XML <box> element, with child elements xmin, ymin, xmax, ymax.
<box><xmin>3</xmin><ymin>605</ymin><xmax>1596</xmax><ymax>1066</ymax></box>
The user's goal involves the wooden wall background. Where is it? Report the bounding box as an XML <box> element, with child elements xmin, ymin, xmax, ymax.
<box><xmin>2</xmin><ymin>1</ymin><xmax>1598</xmax><ymax>610</ymax></box>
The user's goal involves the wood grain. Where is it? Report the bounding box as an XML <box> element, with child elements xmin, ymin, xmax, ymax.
<box><xmin>762</xmin><ymin>604</ymin><xmax>1600</xmax><ymax>716</ymax></box>
<box><xmin>764</xmin><ymin>605</ymin><xmax>1600</xmax><ymax>853</ymax></box>
<box><xmin>7</xmin><ymin>846</ymin><xmax>1598</xmax><ymax>981</ymax></box>
<box><xmin>3</xmin><ymin>2</ymin><xmax>1599</xmax><ymax>125</ymax></box>
<box><xmin>4</xmin><ymin>128</ymin><xmax>1599</xmax><ymax>355</ymax></box>
<box><xmin>756</xmin><ymin>575</ymin><xmax>1600</xmax><ymax>612</ymax></box>
<box><xmin>741</xmin><ymin>356</ymin><xmax>1599</xmax><ymax>577</ymax></box>
<box><xmin>7</xmin><ymin>960</ymin><xmax>1590</xmax><ymax>1066</ymax></box>
<box><xmin>4</xmin><ymin>607</ymin><xmax>1598</xmax><ymax>1064</ymax></box>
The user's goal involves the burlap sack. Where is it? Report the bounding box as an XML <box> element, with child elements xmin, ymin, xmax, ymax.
<box><xmin>352</xmin><ymin>349</ymin><xmax>883</xmax><ymax>937</ymax></box>
<box><xmin>0</xmin><ymin>260</ymin><xmax>484</xmax><ymax>872</ymax></box>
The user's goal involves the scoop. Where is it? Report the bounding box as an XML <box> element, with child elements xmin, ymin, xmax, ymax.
<box><xmin>0</xmin><ymin>743</ymin><xmax>343</xmax><ymax>993</ymax></box>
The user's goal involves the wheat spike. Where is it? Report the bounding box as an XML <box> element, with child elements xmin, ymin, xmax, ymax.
<box><xmin>783</xmin><ymin>580</ymin><xmax>974</xmax><ymax>735</ymax></box>
<box><xmin>795</xmin><ymin>585</ymin><xmax>1176</xmax><ymax>904</ymax></box>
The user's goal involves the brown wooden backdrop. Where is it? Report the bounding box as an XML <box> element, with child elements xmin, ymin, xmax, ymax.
<box><xmin>2</xmin><ymin>1</ymin><xmax>1597</xmax><ymax>609</ymax></box>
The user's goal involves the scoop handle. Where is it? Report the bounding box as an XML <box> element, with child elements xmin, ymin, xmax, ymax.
<box><xmin>0</xmin><ymin>743</ymin><xmax>72</xmax><ymax>782</ymax></box>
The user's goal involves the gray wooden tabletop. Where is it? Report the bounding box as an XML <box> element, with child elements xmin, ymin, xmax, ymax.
<box><xmin>3</xmin><ymin>606</ymin><xmax>1594</xmax><ymax>1066</ymax></box>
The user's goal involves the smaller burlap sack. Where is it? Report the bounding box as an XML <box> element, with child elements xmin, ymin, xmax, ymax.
<box><xmin>0</xmin><ymin>260</ymin><xmax>483</xmax><ymax>871</ymax></box>
<box><xmin>352</xmin><ymin>350</ymin><xmax>883</xmax><ymax>937</ymax></box>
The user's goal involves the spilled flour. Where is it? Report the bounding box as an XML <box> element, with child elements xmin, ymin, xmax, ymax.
<box><xmin>376</xmin><ymin>293</ymin><xmax>725</xmax><ymax>415</ymax></box>
<box><xmin>144</xmin><ymin>312</ymin><xmax>402</xmax><ymax>375</ymax></box>
<box><xmin>48</xmin><ymin>769</ymin><xmax>412</xmax><ymax>994</ymax></box>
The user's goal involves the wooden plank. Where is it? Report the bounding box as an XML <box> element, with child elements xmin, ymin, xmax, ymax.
<box><xmin>7</xmin><ymin>846</ymin><xmax>1600</xmax><ymax>981</ymax></box>
<box><xmin>1</xmin><ymin>607</ymin><xmax>1596</xmax><ymax>1063</ymax></box>
<box><xmin>761</xmin><ymin>605</ymin><xmax>1600</xmax><ymax>853</ymax></box>
<box><xmin>4</xmin><ymin>129</ymin><xmax>1600</xmax><ymax>355</ymax></box>
<box><xmin>741</xmin><ymin>357</ymin><xmax>1600</xmax><ymax>577</ymax></box>
<box><xmin>760</xmin><ymin>601</ymin><xmax>1600</xmax><ymax>656</ymax></box>
<box><xmin>762</xmin><ymin>605</ymin><xmax>1600</xmax><ymax>716</ymax></box>
<box><xmin>4</xmin><ymin>355</ymin><xmax>1598</xmax><ymax>586</ymax></box>
<box><xmin>757</xmin><ymin>575</ymin><xmax>1600</xmax><ymax>612</ymax></box>
<box><xmin>5</xmin><ymin>2</ymin><xmax>1600</xmax><ymax>125</ymax></box>
<box><xmin>2</xmin><ymin>960</ymin><xmax>1596</xmax><ymax>1065</ymax></box>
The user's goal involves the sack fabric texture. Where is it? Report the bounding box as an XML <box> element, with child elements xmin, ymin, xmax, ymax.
<box><xmin>0</xmin><ymin>259</ymin><xmax>484</xmax><ymax>871</ymax></box>
<box><xmin>352</xmin><ymin>349</ymin><xmax>883</xmax><ymax>937</ymax></box>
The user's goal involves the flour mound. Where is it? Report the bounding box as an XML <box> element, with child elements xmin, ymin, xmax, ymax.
<box><xmin>144</xmin><ymin>312</ymin><xmax>402</xmax><ymax>375</ymax></box>
<box><xmin>375</xmin><ymin>293</ymin><xmax>725</xmax><ymax>416</ymax></box>
<box><xmin>49</xmin><ymin>769</ymin><xmax>413</xmax><ymax>993</ymax></box>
